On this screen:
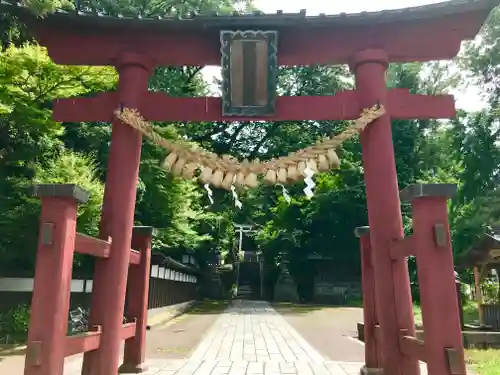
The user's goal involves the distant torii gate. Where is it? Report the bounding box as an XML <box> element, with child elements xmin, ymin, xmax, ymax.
<box><xmin>7</xmin><ymin>1</ymin><xmax>498</xmax><ymax>375</ymax></box>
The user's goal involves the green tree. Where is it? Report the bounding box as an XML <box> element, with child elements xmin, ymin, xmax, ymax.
<box><xmin>0</xmin><ymin>148</ymin><xmax>104</xmax><ymax>276</ymax></box>
<box><xmin>0</xmin><ymin>44</ymin><xmax>114</xmax><ymax>274</ymax></box>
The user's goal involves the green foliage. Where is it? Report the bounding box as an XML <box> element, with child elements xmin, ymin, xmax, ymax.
<box><xmin>0</xmin><ymin>43</ymin><xmax>117</xmax><ymax>276</ymax></box>
<box><xmin>0</xmin><ymin>148</ymin><xmax>104</xmax><ymax>275</ymax></box>
<box><xmin>466</xmin><ymin>349</ymin><xmax>500</xmax><ymax>375</ymax></box>
<box><xmin>481</xmin><ymin>278</ymin><xmax>500</xmax><ymax>304</ymax></box>
<box><xmin>33</xmin><ymin>149</ymin><xmax>104</xmax><ymax>235</ymax></box>
<box><xmin>22</xmin><ymin>0</ymin><xmax>74</xmax><ymax>16</ymax></box>
<box><xmin>0</xmin><ymin>0</ymin><xmax>247</xmax><ymax>277</ymax></box>
<box><xmin>75</xmin><ymin>0</ymin><xmax>251</xmax><ymax>17</ymax></box>
<box><xmin>0</xmin><ymin>305</ymin><xmax>30</xmax><ymax>339</ymax></box>
<box><xmin>462</xmin><ymin>7</ymin><xmax>500</xmax><ymax>104</ymax></box>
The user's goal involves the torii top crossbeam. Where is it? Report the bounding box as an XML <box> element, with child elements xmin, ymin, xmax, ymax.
<box><xmin>5</xmin><ymin>0</ymin><xmax>499</xmax><ymax>66</ymax></box>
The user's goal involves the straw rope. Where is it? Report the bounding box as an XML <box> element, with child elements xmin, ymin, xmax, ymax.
<box><xmin>114</xmin><ymin>104</ymin><xmax>385</xmax><ymax>190</ymax></box>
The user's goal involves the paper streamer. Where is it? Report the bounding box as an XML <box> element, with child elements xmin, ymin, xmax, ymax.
<box><xmin>303</xmin><ymin>166</ymin><xmax>316</xmax><ymax>198</ymax></box>
<box><xmin>278</xmin><ymin>184</ymin><xmax>291</xmax><ymax>203</ymax></box>
<box><xmin>204</xmin><ymin>184</ymin><xmax>214</xmax><ymax>204</ymax></box>
<box><xmin>230</xmin><ymin>185</ymin><xmax>243</xmax><ymax>209</ymax></box>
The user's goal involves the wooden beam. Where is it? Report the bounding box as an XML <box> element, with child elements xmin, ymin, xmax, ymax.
<box><xmin>479</xmin><ymin>264</ymin><xmax>490</xmax><ymax>279</ymax></box>
<box><xmin>36</xmin><ymin>12</ymin><xmax>485</xmax><ymax>67</ymax></box>
<box><xmin>129</xmin><ymin>250</ymin><xmax>141</xmax><ymax>265</ymax></box>
<box><xmin>374</xmin><ymin>325</ymin><xmax>381</xmax><ymax>343</ymax></box>
<box><xmin>389</xmin><ymin>90</ymin><xmax>455</xmax><ymax>119</ymax></box>
<box><xmin>445</xmin><ymin>348</ymin><xmax>465</xmax><ymax>375</ymax></box>
<box><xmin>75</xmin><ymin>233</ymin><xmax>111</xmax><ymax>259</ymax></box>
<box><xmin>121</xmin><ymin>322</ymin><xmax>137</xmax><ymax>340</ymax></box>
<box><xmin>474</xmin><ymin>266</ymin><xmax>485</xmax><ymax>325</ymax></box>
<box><xmin>53</xmin><ymin>89</ymin><xmax>455</xmax><ymax>123</ymax></box>
<box><xmin>399</xmin><ymin>333</ymin><xmax>427</xmax><ymax>363</ymax></box>
<box><xmin>390</xmin><ymin>236</ymin><xmax>416</xmax><ymax>259</ymax></box>
<box><xmin>490</xmin><ymin>249</ymin><xmax>500</xmax><ymax>258</ymax></box>
<box><xmin>64</xmin><ymin>327</ymin><xmax>101</xmax><ymax>357</ymax></box>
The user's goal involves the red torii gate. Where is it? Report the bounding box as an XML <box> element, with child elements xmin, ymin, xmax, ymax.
<box><xmin>6</xmin><ymin>1</ymin><xmax>497</xmax><ymax>375</ymax></box>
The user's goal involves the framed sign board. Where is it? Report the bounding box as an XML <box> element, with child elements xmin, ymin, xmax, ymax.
<box><xmin>220</xmin><ymin>30</ymin><xmax>278</xmax><ymax>117</ymax></box>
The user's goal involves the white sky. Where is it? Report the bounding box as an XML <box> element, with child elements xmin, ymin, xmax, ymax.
<box><xmin>203</xmin><ymin>0</ymin><xmax>486</xmax><ymax>112</ymax></box>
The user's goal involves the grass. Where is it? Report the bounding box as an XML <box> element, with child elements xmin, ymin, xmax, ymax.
<box><xmin>413</xmin><ymin>301</ymin><xmax>480</xmax><ymax>326</ymax></box>
<box><xmin>466</xmin><ymin>349</ymin><xmax>500</xmax><ymax>375</ymax></box>
<box><xmin>413</xmin><ymin>301</ymin><xmax>499</xmax><ymax>375</ymax></box>
<box><xmin>272</xmin><ymin>302</ymin><xmax>330</xmax><ymax>314</ymax></box>
<box><xmin>0</xmin><ymin>343</ymin><xmax>26</xmax><ymax>360</ymax></box>
<box><xmin>272</xmin><ymin>298</ymin><xmax>364</xmax><ymax>314</ymax></box>
<box><xmin>0</xmin><ymin>333</ymin><xmax>28</xmax><ymax>347</ymax></box>
<box><xmin>188</xmin><ymin>299</ymin><xmax>229</xmax><ymax>314</ymax></box>
<box><xmin>413</xmin><ymin>304</ymin><xmax>423</xmax><ymax>325</ymax></box>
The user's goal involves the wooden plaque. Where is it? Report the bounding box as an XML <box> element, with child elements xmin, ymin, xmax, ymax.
<box><xmin>220</xmin><ymin>30</ymin><xmax>278</xmax><ymax>117</ymax></box>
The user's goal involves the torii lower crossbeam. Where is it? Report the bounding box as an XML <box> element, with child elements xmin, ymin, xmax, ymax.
<box><xmin>53</xmin><ymin>88</ymin><xmax>455</xmax><ymax>123</ymax></box>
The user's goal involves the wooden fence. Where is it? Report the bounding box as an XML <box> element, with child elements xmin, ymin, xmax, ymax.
<box><xmin>148</xmin><ymin>264</ymin><xmax>198</xmax><ymax>309</ymax></box>
<box><xmin>481</xmin><ymin>304</ymin><xmax>500</xmax><ymax>330</ymax></box>
<box><xmin>0</xmin><ymin>262</ymin><xmax>199</xmax><ymax>314</ymax></box>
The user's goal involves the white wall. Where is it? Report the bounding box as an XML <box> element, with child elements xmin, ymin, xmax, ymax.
<box><xmin>150</xmin><ymin>266</ymin><xmax>197</xmax><ymax>283</ymax></box>
<box><xmin>0</xmin><ymin>277</ymin><xmax>94</xmax><ymax>293</ymax></box>
<box><xmin>0</xmin><ymin>268</ymin><xmax>197</xmax><ymax>293</ymax></box>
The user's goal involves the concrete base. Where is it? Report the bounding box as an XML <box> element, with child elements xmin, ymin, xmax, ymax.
<box><xmin>118</xmin><ymin>363</ymin><xmax>148</xmax><ymax>374</ymax></box>
<box><xmin>357</xmin><ymin>321</ymin><xmax>500</xmax><ymax>349</ymax></box>
<box><xmin>360</xmin><ymin>366</ymin><xmax>383</xmax><ymax>375</ymax></box>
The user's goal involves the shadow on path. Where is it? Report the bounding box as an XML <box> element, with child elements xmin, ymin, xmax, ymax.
<box><xmin>274</xmin><ymin>304</ymin><xmax>366</xmax><ymax>362</ymax></box>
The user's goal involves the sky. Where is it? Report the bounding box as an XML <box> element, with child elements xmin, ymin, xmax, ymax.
<box><xmin>203</xmin><ymin>0</ymin><xmax>486</xmax><ymax>112</ymax></box>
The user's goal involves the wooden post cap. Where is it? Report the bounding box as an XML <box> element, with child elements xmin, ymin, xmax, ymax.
<box><xmin>399</xmin><ymin>183</ymin><xmax>457</xmax><ymax>203</ymax></box>
<box><xmin>132</xmin><ymin>226</ymin><xmax>158</xmax><ymax>237</ymax></box>
<box><xmin>31</xmin><ymin>184</ymin><xmax>90</xmax><ymax>204</ymax></box>
<box><xmin>354</xmin><ymin>226</ymin><xmax>370</xmax><ymax>237</ymax></box>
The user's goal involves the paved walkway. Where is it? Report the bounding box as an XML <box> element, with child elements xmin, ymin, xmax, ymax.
<box><xmin>63</xmin><ymin>300</ymin><xmax>429</xmax><ymax>375</ymax></box>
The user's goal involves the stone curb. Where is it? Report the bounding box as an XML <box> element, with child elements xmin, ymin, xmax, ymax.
<box><xmin>146</xmin><ymin>300</ymin><xmax>198</xmax><ymax>329</ymax></box>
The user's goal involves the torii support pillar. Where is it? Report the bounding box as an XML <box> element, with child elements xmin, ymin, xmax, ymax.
<box><xmin>354</xmin><ymin>226</ymin><xmax>382</xmax><ymax>375</ymax></box>
<box><xmin>119</xmin><ymin>226</ymin><xmax>155</xmax><ymax>374</ymax></box>
<box><xmin>400</xmin><ymin>184</ymin><xmax>466</xmax><ymax>375</ymax></box>
<box><xmin>350</xmin><ymin>49</ymin><xmax>419</xmax><ymax>375</ymax></box>
<box><xmin>24</xmin><ymin>184</ymin><xmax>89</xmax><ymax>375</ymax></box>
<box><xmin>82</xmin><ymin>52</ymin><xmax>152</xmax><ymax>375</ymax></box>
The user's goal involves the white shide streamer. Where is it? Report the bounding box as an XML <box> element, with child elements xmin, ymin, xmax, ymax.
<box><xmin>303</xmin><ymin>166</ymin><xmax>316</xmax><ymax>198</ymax></box>
<box><xmin>278</xmin><ymin>184</ymin><xmax>291</xmax><ymax>203</ymax></box>
<box><xmin>204</xmin><ymin>183</ymin><xmax>214</xmax><ymax>204</ymax></box>
<box><xmin>230</xmin><ymin>185</ymin><xmax>243</xmax><ymax>209</ymax></box>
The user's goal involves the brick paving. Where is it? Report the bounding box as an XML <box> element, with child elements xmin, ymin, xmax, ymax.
<box><xmin>63</xmin><ymin>300</ymin><xmax>430</xmax><ymax>375</ymax></box>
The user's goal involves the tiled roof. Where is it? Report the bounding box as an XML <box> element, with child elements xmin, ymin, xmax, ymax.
<box><xmin>1</xmin><ymin>0</ymin><xmax>499</xmax><ymax>30</ymax></box>
<box><xmin>460</xmin><ymin>231</ymin><xmax>500</xmax><ymax>268</ymax></box>
<box><xmin>151</xmin><ymin>252</ymin><xmax>200</xmax><ymax>274</ymax></box>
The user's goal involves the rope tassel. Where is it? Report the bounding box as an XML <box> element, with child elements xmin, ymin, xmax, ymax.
<box><xmin>115</xmin><ymin>105</ymin><xmax>385</xmax><ymax>191</ymax></box>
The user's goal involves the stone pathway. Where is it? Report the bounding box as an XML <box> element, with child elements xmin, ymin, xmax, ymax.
<box><xmin>189</xmin><ymin>300</ymin><xmax>325</xmax><ymax>363</ymax></box>
<box><xmin>64</xmin><ymin>300</ymin><xmax>429</xmax><ymax>375</ymax></box>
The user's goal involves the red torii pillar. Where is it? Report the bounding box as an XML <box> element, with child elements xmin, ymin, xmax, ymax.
<box><xmin>350</xmin><ymin>49</ymin><xmax>419</xmax><ymax>375</ymax></box>
<box><xmin>400</xmin><ymin>184</ymin><xmax>466</xmax><ymax>375</ymax></box>
<box><xmin>24</xmin><ymin>185</ymin><xmax>88</xmax><ymax>375</ymax></box>
<box><xmin>119</xmin><ymin>226</ymin><xmax>155</xmax><ymax>373</ymax></box>
<box><xmin>354</xmin><ymin>226</ymin><xmax>382</xmax><ymax>375</ymax></box>
<box><xmin>82</xmin><ymin>52</ymin><xmax>152</xmax><ymax>375</ymax></box>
